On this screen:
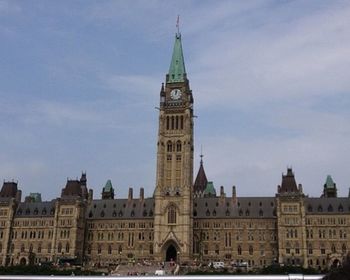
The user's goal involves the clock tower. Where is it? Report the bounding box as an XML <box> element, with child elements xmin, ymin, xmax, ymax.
<box><xmin>153</xmin><ymin>32</ymin><xmax>194</xmax><ymax>263</ymax></box>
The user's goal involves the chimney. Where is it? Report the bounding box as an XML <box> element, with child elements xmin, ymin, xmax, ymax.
<box><xmin>298</xmin><ymin>184</ymin><xmax>303</xmax><ymax>193</ymax></box>
<box><xmin>88</xmin><ymin>189</ymin><xmax>93</xmax><ymax>203</ymax></box>
<box><xmin>128</xmin><ymin>187</ymin><xmax>133</xmax><ymax>201</ymax></box>
<box><xmin>220</xmin><ymin>186</ymin><xmax>225</xmax><ymax>197</ymax></box>
<box><xmin>232</xmin><ymin>186</ymin><xmax>237</xmax><ymax>204</ymax></box>
<box><xmin>16</xmin><ymin>189</ymin><xmax>22</xmax><ymax>203</ymax></box>
<box><xmin>140</xmin><ymin>188</ymin><xmax>144</xmax><ymax>201</ymax></box>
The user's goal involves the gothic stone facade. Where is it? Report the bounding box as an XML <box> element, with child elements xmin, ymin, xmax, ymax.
<box><xmin>0</xmin><ymin>33</ymin><xmax>349</xmax><ymax>270</ymax></box>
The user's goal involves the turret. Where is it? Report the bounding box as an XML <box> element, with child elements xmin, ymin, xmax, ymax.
<box><xmin>128</xmin><ymin>187</ymin><xmax>133</xmax><ymax>201</ymax></box>
<box><xmin>322</xmin><ymin>175</ymin><xmax>337</xmax><ymax>198</ymax></box>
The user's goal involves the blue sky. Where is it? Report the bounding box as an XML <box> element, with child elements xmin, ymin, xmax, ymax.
<box><xmin>1</xmin><ymin>0</ymin><xmax>350</xmax><ymax>200</ymax></box>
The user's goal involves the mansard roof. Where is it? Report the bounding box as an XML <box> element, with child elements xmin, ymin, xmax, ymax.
<box><xmin>0</xmin><ymin>181</ymin><xmax>18</xmax><ymax>198</ymax></box>
<box><xmin>325</xmin><ymin>175</ymin><xmax>336</xmax><ymax>189</ymax></box>
<box><xmin>193</xmin><ymin>197</ymin><xmax>277</xmax><ymax>219</ymax></box>
<box><xmin>278</xmin><ymin>168</ymin><xmax>299</xmax><ymax>193</ymax></box>
<box><xmin>103</xmin><ymin>180</ymin><xmax>114</xmax><ymax>192</ymax></box>
<box><xmin>305</xmin><ymin>197</ymin><xmax>350</xmax><ymax>214</ymax></box>
<box><xmin>15</xmin><ymin>201</ymin><xmax>56</xmax><ymax>218</ymax></box>
<box><xmin>86</xmin><ymin>198</ymin><xmax>155</xmax><ymax>220</ymax></box>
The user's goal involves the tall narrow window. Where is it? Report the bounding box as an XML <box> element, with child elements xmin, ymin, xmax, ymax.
<box><xmin>66</xmin><ymin>243</ymin><xmax>70</xmax><ymax>253</ymax></box>
<box><xmin>166</xmin><ymin>116</ymin><xmax>170</xmax><ymax>130</ymax></box>
<box><xmin>176</xmin><ymin>141</ymin><xmax>182</xmax><ymax>152</ymax></box>
<box><xmin>176</xmin><ymin>116</ymin><xmax>179</xmax><ymax>129</ymax></box>
<box><xmin>171</xmin><ymin>116</ymin><xmax>175</xmax><ymax>130</ymax></box>
<box><xmin>180</xmin><ymin>116</ymin><xmax>184</xmax><ymax>129</ymax></box>
<box><xmin>238</xmin><ymin>245</ymin><xmax>242</xmax><ymax>255</ymax></box>
<box><xmin>167</xmin><ymin>141</ymin><xmax>173</xmax><ymax>152</ymax></box>
<box><xmin>168</xmin><ymin>205</ymin><xmax>177</xmax><ymax>224</ymax></box>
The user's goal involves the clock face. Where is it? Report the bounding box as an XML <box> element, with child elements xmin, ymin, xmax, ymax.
<box><xmin>170</xmin><ymin>89</ymin><xmax>182</xmax><ymax>100</ymax></box>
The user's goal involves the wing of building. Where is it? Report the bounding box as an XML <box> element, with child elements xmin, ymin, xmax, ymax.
<box><xmin>0</xmin><ymin>32</ymin><xmax>349</xmax><ymax>271</ymax></box>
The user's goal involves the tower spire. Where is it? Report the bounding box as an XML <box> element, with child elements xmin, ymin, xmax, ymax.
<box><xmin>176</xmin><ymin>15</ymin><xmax>180</xmax><ymax>36</ymax></box>
<box><xmin>168</xmin><ymin>20</ymin><xmax>186</xmax><ymax>83</ymax></box>
<box><xmin>200</xmin><ymin>145</ymin><xmax>203</xmax><ymax>165</ymax></box>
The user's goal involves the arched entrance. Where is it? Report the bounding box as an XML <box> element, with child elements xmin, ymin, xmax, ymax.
<box><xmin>331</xmin><ymin>259</ymin><xmax>340</xmax><ymax>269</ymax></box>
<box><xmin>19</xmin><ymin>257</ymin><xmax>26</xmax><ymax>266</ymax></box>
<box><xmin>166</xmin><ymin>244</ymin><xmax>177</xmax><ymax>262</ymax></box>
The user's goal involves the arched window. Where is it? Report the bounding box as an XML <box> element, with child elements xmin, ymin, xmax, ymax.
<box><xmin>175</xmin><ymin>116</ymin><xmax>179</xmax><ymax>129</ymax></box>
<box><xmin>66</xmin><ymin>243</ymin><xmax>70</xmax><ymax>253</ymax></box>
<box><xmin>176</xmin><ymin>141</ymin><xmax>182</xmax><ymax>152</ymax></box>
<box><xmin>308</xmin><ymin>243</ymin><xmax>313</xmax><ymax>255</ymax></box>
<box><xmin>166</xmin><ymin>116</ymin><xmax>170</xmax><ymax>130</ymax></box>
<box><xmin>259</xmin><ymin>209</ymin><xmax>264</xmax><ymax>217</ymax></box>
<box><xmin>118</xmin><ymin>245</ymin><xmax>123</xmax><ymax>253</ymax></box>
<box><xmin>180</xmin><ymin>116</ymin><xmax>184</xmax><ymax>129</ymax></box>
<box><xmin>108</xmin><ymin>245</ymin><xmax>112</xmax><ymax>254</ymax></box>
<box><xmin>238</xmin><ymin>245</ymin><xmax>242</xmax><ymax>255</ymax></box>
<box><xmin>171</xmin><ymin>116</ymin><xmax>174</xmax><ymax>130</ymax></box>
<box><xmin>58</xmin><ymin>243</ymin><xmax>62</xmax><ymax>253</ymax></box>
<box><xmin>168</xmin><ymin>205</ymin><xmax>177</xmax><ymax>224</ymax></box>
<box><xmin>167</xmin><ymin>141</ymin><xmax>173</xmax><ymax>152</ymax></box>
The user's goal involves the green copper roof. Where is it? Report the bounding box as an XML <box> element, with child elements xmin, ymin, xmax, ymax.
<box><xmin>204</xmin><ymin>181</ymin><xmax>216</xmax><ymax>196</ymax></box>
<box><xmin>29</xmin><ymin>193</ymin><xmax>42</xmax><ymax>203</ymax></box>
<box><xmin>103</xmin><ymin>180</ymin><xmax>114</xmax><ymax>192</ymax></box>
<box><xmin>325</xmin><ymin>175</ymin><xmax>335</xmax><ymax>188</ymax></box>
<box><xmin>168</xmin><ymin>34</ymin><xmax>186</xmax><ymax>83</ymax></box>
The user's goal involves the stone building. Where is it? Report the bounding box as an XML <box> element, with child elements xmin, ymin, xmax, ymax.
<box><xmin>0</xmin><ymin>31</ymin><xmax>349</xmax><ymax>270</ymax></box>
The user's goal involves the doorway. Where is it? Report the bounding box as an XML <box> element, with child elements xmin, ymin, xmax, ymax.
<box><xmin>166</xmin><ymin>244</ymin><xmax>177</xmax><ymax>262</ymax></box>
